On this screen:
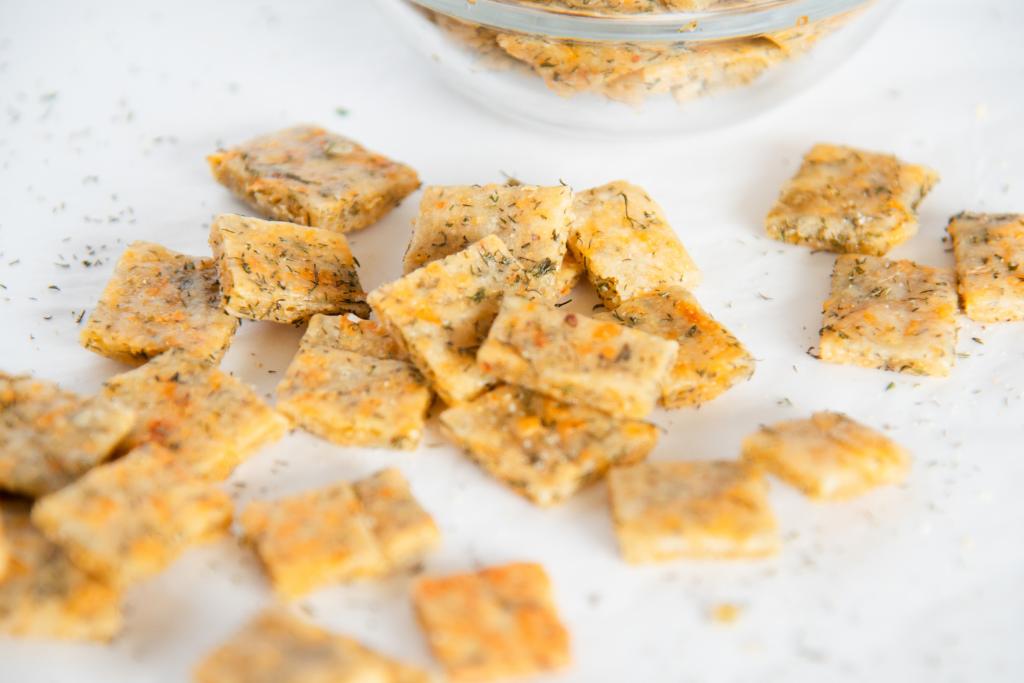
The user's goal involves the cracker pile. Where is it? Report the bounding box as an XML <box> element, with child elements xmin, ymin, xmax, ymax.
<box><xmin>3</xmin><ymin>127</ymin><xmax>1007</xmax><ymax>681</ymax></box>
<box><xmin>428</xmin><ymin>5</ymin><xmax>856</xmax><ymax>106</ymax></box>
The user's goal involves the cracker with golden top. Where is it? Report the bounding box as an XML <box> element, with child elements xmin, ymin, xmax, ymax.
<box><xmin>101</xmin><ymin>349</ymin><xmax>289</xmax><ymax>479</ymax></box>
<box><xmin>208</xmin><ymin>125</ymin><xmax>419</xmax><ymax>234</ymax></box>
<box><xmin>403</xmin><ymin>184</ymin><xmax>573</xmax><ymax>300</ymax></box>
<box><xmin>413</xmin><ymin>562</ymin><xmax>570</xmax><ymax>683</ymax></box>
<box><xmin>820</xmin><ymin>255</ymin><xmax>957</xmax><ymax>377</ymax></box>
<box><xmin>440</xmin><ymin>385</ymin><xmax>657</xmax><ymax>506</ymax></box>
<box><xmin>352</xmin><ymin>468</ymin><xmax>441</xmax><ymax>571</ymax></box>
<box><xmin>240</xmin><ymin>469</ymin><xmax>437</xmax><ymax>598</ymax></box>
<box><xmin>368</xmin><ymin>235</ymin><xmax>529</xmax><ymax>404</ymax></box>
<box><xmin>597</xmin><ymin>288</ymin><xmax>754</xmax><ymax>408</ymax></box>
<box><xmin>608</xmin><ymin>460</ymin><xmax>779</xmax><ymax>562</ymax></box>
<box><xmin>31</xmin><ymin>444</ymin><xmax>232</xmax><ymax>588</ymax></box>
<box><xmin>948</xmin><ymin>212</ymin><xmax>1024</xmax><ymax>322</ymax></box>
<box><xmin>742</xmin><ymin>412</ymin><xmax>910</xmax><ymax>500</ymax></box>
<box><xmin>765</xmin><ymin>144</ymin><xmax>940</xmax><ymax>255</ymax></box>
<box><xmin>209</xmin><ymin>213</ymin><xmax>370</xmax><ymax>323</ymax></box>
<box><xmin>0</xmin><ymin>372</ymin><xmax>134</xmax><ymax>496</ymax></box>
<box><xmin>477</xmin><ymin>296</ymin><xmax>678</xmax><ymax>419</ymax></box>
<box><xmin>570</xmin><ymin>181</ymin><xmax>700</xmax><ymax>308</ymax></box>
<box><xmin>276</xmin><ymin>315</ymin><xmax>431</xmax><ymax>449</ymax></box>
<box><xmin>194</xmin><ymin>608</ymin><xmax>431</xmax><ymax>683</ymax></box>
<box><xmin>80</xmin><ymin>241</ymin><xmax>239</xmax><ymax>365</ymax></box>
<box><xmin>0</xmin><ymin>499</ymin><xmax>122</xmax><ymax>640</ymax></box>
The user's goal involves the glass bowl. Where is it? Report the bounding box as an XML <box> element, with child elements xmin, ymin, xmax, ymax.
<box><xmin>381</xmin><ymin>0</ymin><xmax>898</xmax><ymax>135</ymax></box>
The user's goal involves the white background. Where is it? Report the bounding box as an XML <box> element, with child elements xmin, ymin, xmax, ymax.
<box><xmin>1</xmin><ymin>1</ymin><xmax>1023</xmax><ymax>681</ymax></box>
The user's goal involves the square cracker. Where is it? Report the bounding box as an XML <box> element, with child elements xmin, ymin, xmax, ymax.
<box><xmin>819</xmin><ymin>254</ymin><xmax>957</xmax><ymax>377</ymax></box>
<box><xmin>276</xmin><ymin>315</ymin><xmax>431</xmax><ymax>449</ymax></box>
<box><xmin>403</xmin><ymin>184</ymin><xmax>573</xmax><ymax>300</ymax></box>
<box><xmin>477</xmin><ymin>296</ymin><xmax>678</xmax><ymax>419</ymax></box>
<box><xmin>0</xmin><ymin>372</ymin><xmax>134</xmax><ymax>496</ymax></box>
<box><xmin>368</xmin><ymin>235</ymin><xmax>529</xmax><ymax>404</ymax></box>
<box><xmin>947</xmin><ymin>212</ymin><xmax>1024</xmax><ymax>322</ymax></box>
<box><xmin>80</xmin><ymin>241</ymin><xmax>239</xmax><ymax>365</ymax></box>
<box><xmin>31</xmin><ymin>444</ymin><xmax>233</xmax><ymax>588</ymax></box>
<box><xmin>596</xmin><ymin>287</ymin><xmax>754</xmax><ymax>408</ymax></box>
<box><xmin>210</xmin><ymin>213</ymin><xmax>370</xmax><ymax>322</ymax></box>
<box><xmin>608</xmin><ymin>461</ymin><xmax>779</xmax><ymax>563</ymax></box>
<box><xmin>101</xmin><ymin>349</ymin><xmax>289</xmax><ymax>479</ymax></box>
<box><xmin>240</xmin><ymin>469</ymin><xmax>438</xmax><ymax>598</ymax></box>
<box><xmin>0</xmin><ymin>499</ymin><xmax>122</xmax><ymax>640</ymax></box>
<box><xmin>570</xmin><ymin>181</ymin><xmax>700</xmax><ymax>308</ymax></box>
<box><xmin>208</xmin><ymin>125</ymin><xmax>420</xmax><ymax>234</ymax></box>
<box><xmin>194</xmin><ymin>608</ymin><xmax>431</xmax><ymax>683</ymax></box>
<box><xmin>742</xmin><ymin>411</ymin><xmax>910</xmax><ymax>500</ymax></box>
<box><xmin>440</xmin><ymin>385</ymin><xmax>657</xmax><ymax>506</ymax></box>
<box><xmin>413</xmin><ymin>562</ymin><xmax>570</xmax><ymax>682</ymax></box>
<box><xmin>765</xmin><ymin>143</ymin><xmax>940</xmax><ymax>256</ymax></box>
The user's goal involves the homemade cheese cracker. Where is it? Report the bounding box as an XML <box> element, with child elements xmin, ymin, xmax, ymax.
<box><xmin>368</xmin><ymin>235</ymin><xmax>529</xmax><ymax>404</ymax></box>
<box><xmin>742</xmin><ymin>412</ymin><xmax>910</xmax><ymax>500</ymax></box>
<box><xmin>240</xmin><ymin>469</ymin><xmax>438</xmax><ymax>598</ymax></box>
<box><xmin>0</xmin><ymin>499</ymin><xmax>122</xmax><ymax>641</ymax></box>
<box><xmin>608</xmin><ymin>461</ymin><xmax>779</xmax><ymax>562</ymax></box>
<box><xmin>765</xmin><ymin>144</ymin><xmax>940</xmax><ymax>256</ymax></box>
<box><xmin>208</xmin><ymin>125</ymin><xmax>420</xmax><ymax>233</ymax></box>
<box><xmin>209</xmin><ymin>213</ymin><xmax>370</xmax><ymax>323</ymax></box>
<box><xmin>101</xmin><ymin>349</ymin><xmax>289</xmax><ymax>479</ymax></box>
<box><xmin>412</xmin><ymin>562</ymin><xmax>570</xmax><ymax>682</ymax></box>
<box><xmin>440</xmin><ymin>385</ymin><xmax>658</xmax><ymax>506</ymax></box>
<box><xmin>0</xmin><ymin>372</ymin><xmax>134</xmax><ymax>496</ymax></box>
<box><xmin>403</xmin><ymin>184</ymin><xmax>573</xmax><ymax>300</ymax></box>
<box><xmin>276</xmin><ymin>315</ymin><xmax>431</xmax><ymax>449</ymax></box>
<box><xmin>597</xmin><ymin>288</ymin><xmax>754</xmax><ymax>408</ymax></box>
<box><xmin>570</xmin><ymin>181</ymin><xmax>700</xmax><ymax>308</ymax></box>
<box><xmin>819</xmin><ymin>255</ymin><xmax>958</xmax><ymax>377</ymax></box>
<box><xmin>477</xmin><ymin>296</ymin><xmax>678</xmax><ymax>419</ymax></box>
<box><xmin>31</xmin><ymin>444</ymin><xmax>233</xmax><ymax>588</ymax></box>
<box><xmin>947</xmin><ymin>212</ymin><xmax>1024</xmax><ymax>322</ymax></box>
<box><xmin>80</xmin><ymin>241</ymin><xmax>239</xmax><ymax>365</ymax></box>
<box><xmin>194</xmin><ymin>608</ymin><xmax>431</xmax><ymax>683</ymax></box>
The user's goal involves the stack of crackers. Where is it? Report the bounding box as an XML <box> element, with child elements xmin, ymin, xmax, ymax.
<box><xmin>3</xmin><ymin>124</ymin><xmax>1017</xmax><ymax>682</ymax></box>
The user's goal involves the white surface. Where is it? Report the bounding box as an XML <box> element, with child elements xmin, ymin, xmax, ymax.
<box><xmin>1</xmin><ymin>1</ymin><xmax>1023</xmax><ymax>681</ymax></box>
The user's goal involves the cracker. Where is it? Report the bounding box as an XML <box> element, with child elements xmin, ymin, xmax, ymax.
<box><xmin>0</xmin><ymin>372</ymin><xmax>134</xmax><ymax>496</ymax></box>
<box><xmin>240</xmin><ymin>469</ymin><xmax>437</xmax><ymax>598</ymax></box>
<box><xmin>477</xmin><ymin>296</ymin><xmax>678</xmax><ymax>419</ymax></box>
<box><xmin>368</xmin><ymin>235</ymin><xmax>529</xmax><ymax>404</ymax></box>
<box><xmin>194</xmin><ymin>608</ymin><xmax>431</xmax><ymax>683</ymax></box>
<box><xmin>276</xmin><ymin>316</ymin><xmax>431</xmax><ymax>449</ymax></box>
<box><xmin>440</xmin><ymin>385</ymin><xmax>657</xmax><ymax>506</ymax></box>
<box><xmin>303</xmin><ymin>314</ymin><xmax>406</xmax><ymax>360</ymax></box>
<box><xmin>208</xmin><ymin>125</ymin><xmax>420</xmax><ymax>233</ymax></box>
<box><xmin>596</xmin><ymin>287</ymin><xmax>754</xmax><ymax>407</ymax></box>
<box><xmin>819</xmin><ymin>254</ymin><xmax>958</xmax><ymax>377</ymax></box>
<box><xmin>947</xmin><ymin>212</ymin><xmax>1024</xmax><ymax>322</ymax></box>
<box><xmin>80</xmin><ymin>241</ymin><xmax>239</xmax><ymax>365</ymax></box>
<box><xmin>403</xmin><ymin>184</ymin><xmax>573</xmax><ymax>300</ymax></box>
<box><xmin>570</xmin><ymin>181</ymin><xmax>700</xmax><ymax>308</ymax></box>
<box><xmin>31</xmin><ymin>444</ymin><xmax>233</xmax><ymax>588</ymax></box>
<box><xmin>765</xmin><ymin>143</ymin><xmax>940</xmax><ymax>255</ymax></box>
<box><xmin>608</xmin><ymin>460</ymin><xmax>779</xmax><ymax>562</ymax></box>
<box><xmin>352</xmin><ymin>468</ymin><xmax>441</xmax><ymax>571</ymax></box>
<box><xmin>0</xmin><ymin>499</ymin><xmax>122</xmax><ymax>640</ymax></box>
<box><xmin>209</xmin><ymin>213</ymin><xmax>370</xmax><ymax>322</ymax></box>
<box><xmin>412</xmin><ymin>562</ymin><xmax>570</xmax><ymax>682</ymax></box>
<box><xmin>742</xmin><ymin>412</ymin><xmax>910</xmax><ymax>500</ymax></box>
<box><xmin>101</xmin><ymin>349</ymin><xmax>289</xmax><ymax>479</ymax></box>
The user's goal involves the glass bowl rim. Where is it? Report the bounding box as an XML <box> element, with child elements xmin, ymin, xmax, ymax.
<box><xmin>401</xmin><ymin>0</ymin><xmax>879</xmax><ymax>42</ymax></box>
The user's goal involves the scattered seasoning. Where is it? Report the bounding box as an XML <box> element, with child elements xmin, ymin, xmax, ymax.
<box><xmin>971</xmin><ymin>337</ymin><xmax>984</xmax><ymax>345</ymax></box>
<box><xmin>47</xmin><ymin>285</ymin><xmax>60</xmax><ymax>291</ymax></box>
<box><xmin>554</xmin><ymin>298</ymin><xmax>573</xmax><ymax>308</ymax></box>
<box><xmin>885</xmin><ymin>382</ymin><xmax>895</xmax><ymax>392</ymax></box>
<box><xmin>334</xmin><ymin>107</ymin><xmax>349</xmax><ymax>117</ymax></box>
<box><xmin>711</xmin><ymin>603</ymin><xmax>741</xmax><ymax>624</ymax></box>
